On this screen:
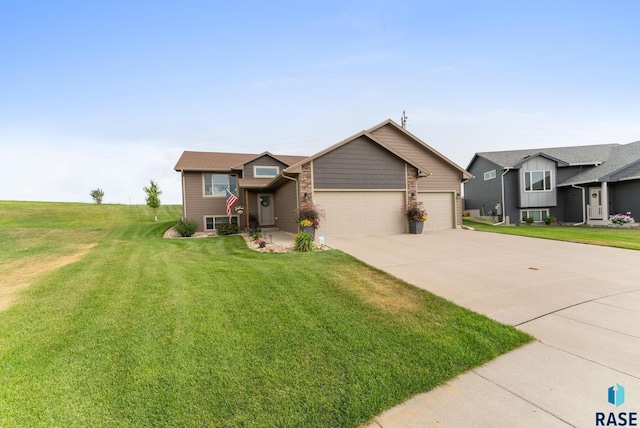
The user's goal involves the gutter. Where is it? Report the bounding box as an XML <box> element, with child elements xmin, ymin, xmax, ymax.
<box><xmin>493</xmin><ymin>168</ymin><xmax>511</xmax><ymax>226</ymax></box>
<box><xmin>571</xmin><ymin>184</ymin><xmax>586</xmax><ymax>226</ymax></box>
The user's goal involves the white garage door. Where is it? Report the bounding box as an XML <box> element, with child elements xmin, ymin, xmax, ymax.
<box><xmin>314</xmin><ymin>191</ymin><xmax>406</xmax><ymax>238</ymax></box>
<box><xmin>417</xmin><ymin>192</ymin><xmax>455</xmax><ymax>231</ymax></box>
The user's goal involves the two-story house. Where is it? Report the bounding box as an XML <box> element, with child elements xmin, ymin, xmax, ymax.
<box><xmin>464</xmin><ymin>142</ymin><xmax>640</xmax><ymax>225</ymax></box>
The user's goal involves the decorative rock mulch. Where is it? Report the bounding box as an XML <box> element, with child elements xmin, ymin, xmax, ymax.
<box><xmin>164</xmin><ymin>226</ymin><xmax>329</xmax><ymax>253</ymax></box>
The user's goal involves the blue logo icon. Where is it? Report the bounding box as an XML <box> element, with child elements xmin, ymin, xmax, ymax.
<box><xmin>608</xmin><ymin>384</ymin><xmax>625</xmax><ymax>407</ymax></box>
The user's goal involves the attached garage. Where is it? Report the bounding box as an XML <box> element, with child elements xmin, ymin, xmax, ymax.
<box><xmin>417</xmin><ymin>192</ymin><xmax>456</xmax><ymax>231</ymax></box>
<box><xmin>314</xmin><ymin>191</ymin><xmax>406</xmax><ymax>238</ymax></box>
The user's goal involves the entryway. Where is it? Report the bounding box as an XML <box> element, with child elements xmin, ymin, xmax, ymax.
<box><xmin>258</xmin><ymin>194</ymin><xmax>275</xmax><ymax>225</ymax></box>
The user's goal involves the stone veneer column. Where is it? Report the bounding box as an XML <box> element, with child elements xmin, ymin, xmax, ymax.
<box><xmin>299</xmin><ymin>162</ymin><xmax>313</xmax><ymax>203</ymax></box>
<box><xmin>406</xmin><ymin>165</ymin><xmax>418</xmax><ymax>206</ymax></box>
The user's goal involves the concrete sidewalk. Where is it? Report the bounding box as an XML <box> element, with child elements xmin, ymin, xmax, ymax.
<box><xmin>326</xmin><ymin>230</ymin><xmax>640</xmax><ymax>427</ymax></box>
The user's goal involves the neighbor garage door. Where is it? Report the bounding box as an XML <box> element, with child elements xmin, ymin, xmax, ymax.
<box><xmin>314</xmin><ymin>191</ymin><xmax>406</xmax><ymax>238</ymax></box>
<box><xmin>417</xmin><ymin>192</ymin><xmax>455</xmax><ymax>231</ymax></box>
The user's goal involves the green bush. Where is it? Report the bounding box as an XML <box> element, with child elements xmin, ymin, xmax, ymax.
<box><xmin>216</xmin><ymin>222</ymin><xmax>239</xmax><ymax>235</ymax></box>
<box><xmin>293</xmin><ymin>231</ymin><xmax>315</xmax><ymax>252</ymax></box>
<box><xmin>175</xmin><ymin>219</ymin><xmax>199</xmax><ymax>237</ymax></box>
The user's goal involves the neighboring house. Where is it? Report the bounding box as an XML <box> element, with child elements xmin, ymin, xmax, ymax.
<box><xmin>464</xmin><ymin>141</ymin><xmax>640</xmax><ymax>225</ymax></box>
<box><xmin>174</xmin><ymin>119</ymin><xmax>472</xmax><ymax>237</ymax></box>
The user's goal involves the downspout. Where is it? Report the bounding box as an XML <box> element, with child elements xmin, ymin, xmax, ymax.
<box><xmin>181</xmin><ymin>170</ymin><xmax>186</xmax><ymax>220</ymax></box>
<box><xmin>571</xmin><ymin>184</ymin><xmax>586</xmax><ymax>226</ymax></box>
<box><xmin>493</xmin><ymin>168</ymin><xmax>510</xmax><ymax>226</ymax></box>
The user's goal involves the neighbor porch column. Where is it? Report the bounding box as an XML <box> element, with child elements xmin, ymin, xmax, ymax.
<box><xmin>601</xmin><ymin>181</ymin><xmax>609</xmax><ymax>222</ymax></box>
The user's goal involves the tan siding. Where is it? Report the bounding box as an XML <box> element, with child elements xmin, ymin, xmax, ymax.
<box><xmin>371</xmin><ymin>125</ymin><xmax>463</xmax><ymax>191</ymax></box>
<box><xmin>274</xmin><ymin>180</ymin><xmax>298</xmax><ymax>233</ymax></box>
<box><xmin>183</xmin><ymin>172</ymin><xmax>242</xmax><ymax>231</ymax></box>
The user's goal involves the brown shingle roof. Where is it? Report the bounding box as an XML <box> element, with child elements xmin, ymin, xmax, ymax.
<box><xmin>174</xmin><ymin>151</ymin><xmax>307</xmax><ymax>171</ymax></box>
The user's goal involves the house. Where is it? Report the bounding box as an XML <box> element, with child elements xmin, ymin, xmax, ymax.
<box><xmin>464</xmin><ymin>141</ymin><xmax>640</xmax><ymax>225</ymax></box>
<box><xmin>174</xmin><ymin>119</ymin><xmax>472</xmax><ymax>237</ymax></box>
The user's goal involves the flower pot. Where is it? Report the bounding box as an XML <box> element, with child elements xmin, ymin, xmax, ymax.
<box><xmin>300</xmin><ymin>226</ymin><xmax>316</xmax><ymax>239</ymax></box>
<box><xmin>409</xmin><ymin>221</ymin><xmax>424</xmax><ymax>234</ymax></box>
<box><xmin>236</xmin><ymin>209</ymin><xmax>244</xmax><ymax>215</ymax></box>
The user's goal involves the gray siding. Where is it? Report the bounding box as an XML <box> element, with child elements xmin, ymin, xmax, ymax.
<box><xmin>243</xmin><ymin>155</ymin><xmax>288</xmax><ymax>179</ymax></box>
<box><xmin>313</xmin><ymin>136</ymin><xmax>406</xmax><ymax>189</ymax></box>
<box><xmin>464</xmin><ymin>157</ymin><xmax>503</xmax><ymax>217</ymax></box>
<box><xmin>503</xmin><ymin>171</ymin><xmax>520</xmax><ymax>223</ymax></box>
<box><xmin>518</xmin><ymin>157</ymin><xmax>557</xmax><ymax>208</ymax></box>
<box><xmin>274</xmin><ymin>179</ymin><xmax>298</xmax><ymax>233</ymax></box>
<box><xmin>611</xmin><ymin>180</ymin><xmax>640</xmax><ymax>218</ymax></box>
<box><xmin>557</xmin><ymin>186</ymin><xmax>584</xmax><ymax>222</ymax></box>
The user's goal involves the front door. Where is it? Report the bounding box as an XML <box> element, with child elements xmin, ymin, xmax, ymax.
<box><xmin>258</xmin><ymin>194</ymin><xmax>275</xmax><ymax>225</ymax></box>
<box><xmin>589</xmin><ymin>187</ymin><xmax>602</xmax><ymax>219</ymax></box>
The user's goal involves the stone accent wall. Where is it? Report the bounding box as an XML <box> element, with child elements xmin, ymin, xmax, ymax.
<box><xmin>299</xmin><ymin>162</ymin><xmax>313</xmax><ymax>203</ymax></box>
<box><xmin>406</xmin><ymin>165</ymin><xmax>418</xmax><ymax>206</ymax></box>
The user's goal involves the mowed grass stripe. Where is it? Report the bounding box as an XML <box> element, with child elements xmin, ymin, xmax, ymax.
<box><xmin>0</xmin><ymin>202</ymin><xmax>531</xmax><ymax>427</ymax></box>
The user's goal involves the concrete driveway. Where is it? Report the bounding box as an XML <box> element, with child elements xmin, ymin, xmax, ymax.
<box><xmin>327</xmin><ymin>229</ymin><xmax>640</xmax><ymax>427</ymax></box>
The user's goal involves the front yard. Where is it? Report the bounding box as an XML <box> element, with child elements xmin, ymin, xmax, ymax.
<box><xmin>463</xmin><ymin>218</ymin><xmax>640</xmax><ymax>251</ymax></box>
<box><xmin>0</xmin><ymin>202</ymin><xmax>531</xmax><ymax>427</ymax></box>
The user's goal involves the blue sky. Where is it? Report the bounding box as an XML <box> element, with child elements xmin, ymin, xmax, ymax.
<box><xmin>1</xmin><ymin>1</ymin><xmax>639</xmax><ymax>204</ymax></box>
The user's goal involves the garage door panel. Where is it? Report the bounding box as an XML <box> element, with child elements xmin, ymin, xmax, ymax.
<box><xmin>417</xmin><ymin>192</ymin><xmax>455</xmax><ymax>230</ymax></box>
<box><xmin>314</xmin><ymin>191</ymin><xmax>405</xmax><ymax>238</ymax></box>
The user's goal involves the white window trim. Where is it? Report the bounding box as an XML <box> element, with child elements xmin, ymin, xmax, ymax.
<box><xmin>253</xmin><ymin>165</ymin><xmax>279</xmax><ymax>178</ymax></box>
<box><xmin>484</xmin><ymin>170</ymin><xmax>496</xmax><ymax>181</ymax></box>
<box><xmin>524</xmin><ymin>170</ymin><xmax>553</xmax><ymax>192</ymax></box>
<box><xmin>204</xmin><ymin>215</ymin><xmax>239</xmax><ymax>231</ymax></box>
<box><xmin>203</xmin><ymin>173</ymin><xmax>237</xmax><ymax>197</ymax></box>
<box><xmin>520</xmin><ymin>209</ymin><xmax>550</xmax><ymax>223</ymax></box>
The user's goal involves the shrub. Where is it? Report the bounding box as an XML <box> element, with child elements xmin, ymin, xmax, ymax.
<box><xmin>216</xmin><ymin>222</ymin><xmax>239</xmax><ymax>235</ymax></box>
<box><xmin>544</xmin><ymin>216</ymin><xmax>557</xmax><ymax>225</ymax></box>
<box><xmin>609</xmin><ymin>213</ymin><xmax>635</xmax><ymax>226</ymax></box>
<box><xmin>524</xmin><ymin>216</ymin><xmax>534</xmax><ymax>225</ymax></box>
<box><xmin>293</xmin><ymin>232</ymin><xmax>315</xmax><ymax>252</ymax></box>
<box><xmin>247</xmin><ymin>227</ymin><xmax>262</xmax><ymax>240</ymax></box>
<box><xmin>175</xmin><ymin>219</ymin><xmax>199</xmax><ymax>237</ymax></box>
<box><xmin>248</xmin><ymin>213</ymin><xmax>259</xmax><ymax>229</ymax></box>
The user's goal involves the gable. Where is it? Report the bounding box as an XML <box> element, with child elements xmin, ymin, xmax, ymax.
<box><xmin>243</xmin><ymin>155</ymin><xmax>289</xmax><ymax>179</ymax></box>
<box><xmin>369</xmin><ymin>122</ymin><xmax>471</xmax><ymax>180</ymax></box>
<box><xmin>313</xmin><ymin>136</ymin><xmax>406</xmax><ymax>189</ymax></box>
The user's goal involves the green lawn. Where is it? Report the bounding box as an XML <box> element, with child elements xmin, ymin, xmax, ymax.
<box><xmin>0</xmin><ymin>202</ymin><xmax>531</xmax><ymax>427</ymax></box>
<box><xmin>463</xmin><ymin>218</ymin><xmax>640</xmax><ymax>251</ymax></box>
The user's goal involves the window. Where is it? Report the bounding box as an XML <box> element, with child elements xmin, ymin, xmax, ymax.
<box><xmin>521</xmin><ymin>209</ymin><xmax>549</xmax><ymax>222</ymax></box>
<box><xmin>253</xmin><ymin>166</ymin><xmax>279</xmax><ymax>178</ymax></box>
<box><xmin>484</xmin><ymin>170</ymin><xmax>497</xmax><ymax>180</ymax></box>
<box><xmin>524</xmin><ymin>170</ymin><xmax>552</xmax><ymax>192</ymax></box>
<box><xmin>205</xmin><ymin>216</ymin><xmax>239</xmax><ymax>230</ymax></box>
<box><xmin>204</xmin><ymin>174</ymin><xmax>237</xmax><ymax>196</ymax></box>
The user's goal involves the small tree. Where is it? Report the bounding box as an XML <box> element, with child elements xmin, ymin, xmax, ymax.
<box><xmin>143</xmin><ymin>179</ymin><xmax>162</xmax><ymax>221</ymax></box>
<box><xmin>90</xmin><ymin>188</ymin><xmax>104</xmax><ymax>204</ymax></box>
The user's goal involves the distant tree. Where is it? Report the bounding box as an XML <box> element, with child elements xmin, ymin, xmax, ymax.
<box><xmin>143</xmin><ymin>179</ymin><xmax>162</xmax><ymax>221</ymax></box>
<box><xmin>90</xmin><ymin>188</ymin><xmax>105</xmax><ymax>205</ymax></box>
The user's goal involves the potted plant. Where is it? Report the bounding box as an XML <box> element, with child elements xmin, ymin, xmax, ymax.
<box><xmin>296</xmin><ymin>201</ymin><xmax>325</xmax><ymax>239</ymax></box>
<box><xmin>234</xmin><ymin>205</ymin><xmax>245</xmax><ymax>215</ymax></box>
<box><xmin>404</xmin><ymin>201</ymin><xmax>428</xmax><ymax>234</ymax></box>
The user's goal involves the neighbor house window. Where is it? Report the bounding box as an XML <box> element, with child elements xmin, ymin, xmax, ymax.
<box><xmin>524</xmin><ymin>170</ymin><xmax>551</xmax><ymax>192</ymax></box>
<box><xmin>521</xmin><ymin>209</ymin><xmax>549</xmax><ymax>222</ymax></box>
<box><xmin>204</xmin><ymin>174</ymin><xmax>237</xmax><ymax>196</ymax></box>
<box><xmin>205</xmin><ymin>216</ymin><xmax>239</xmax><ymax>230</ymax></box>
<box><xmin>484</xmin><ymin>170</ymin><xmax>497</xmax><ymax>180</ymax></box>
<box><xmin>253</xmin><ymin>166</ymin><xmax>279</xmax><ymax>178</ymax></box>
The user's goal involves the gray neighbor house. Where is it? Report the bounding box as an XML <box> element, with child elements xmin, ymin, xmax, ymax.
<box><xmin>464</xmin><ymin>142</ymin><xmax>640</xmax><ymax>225</ymax></box>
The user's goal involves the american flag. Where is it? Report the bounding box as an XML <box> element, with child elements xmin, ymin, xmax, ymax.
<box><xmin>226</xmin><ymin>189</ymin><xmax>238</xmax><ymax>220</ymax></box>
